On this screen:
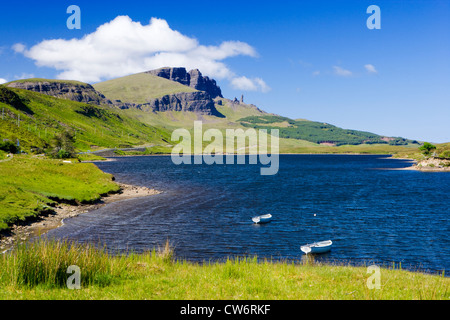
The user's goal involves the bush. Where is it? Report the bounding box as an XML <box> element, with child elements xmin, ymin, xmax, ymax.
<box><xmin>419</xmin><ymin>142</ymin><xmax>436</xmax><ymax>156</ymax></box>
<box><xmin>49</xmin><ymin>130</ymin><xmax>76</xmax><ymax>159</ymax></box>
<box><xmin>56</xmin><ymin>149</ymin><xmax>72</xmax><ymax>159</ymax></box>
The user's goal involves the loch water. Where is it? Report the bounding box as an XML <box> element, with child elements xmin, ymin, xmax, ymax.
<box><xmin>47</xmin><ymin>155</ymin><xmax>450</xmax><ymax>274</ymax></box>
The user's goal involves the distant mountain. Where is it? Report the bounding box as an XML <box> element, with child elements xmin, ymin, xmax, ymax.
<box><xmin>1</xmin><ymin>68</ymin><xmax>422</xmax><ymax>153</ymax></box>
<box><xmin>93</xmin><ymin>71</ymin><xmax>224</xmax><ymax>117</ymax></box>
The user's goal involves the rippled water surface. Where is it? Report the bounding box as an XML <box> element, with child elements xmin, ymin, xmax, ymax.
<box><xmin>47</xmin><ymin>155</ymin><xmax>450</xmax><ymax>273</ymax></box>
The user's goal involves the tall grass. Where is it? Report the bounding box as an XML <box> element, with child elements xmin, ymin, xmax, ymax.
<box><xmin>0</xmin><ymin>239</ymin><xmax>448</xmax><ymax>299</ymax></box>
<box><xmin>0</xmin><ymin>238</ymin><xmax>124</xmax><ymax>288</ymax></box>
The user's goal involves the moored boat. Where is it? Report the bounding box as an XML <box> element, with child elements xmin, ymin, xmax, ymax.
<box><xmin>252</xmin><ymin>214</ymin><xmax>272</xmax><ymax>224</ymax></box>
<box><xmin>300</xmin><ymin>240</ymin><xmax>332</xmax><ymax>254</ymax></box>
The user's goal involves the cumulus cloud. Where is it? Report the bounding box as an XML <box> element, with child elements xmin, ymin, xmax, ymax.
<box><xmin>333</xmin><ymin>66</ymin><xmax>353</xmax><ymax>77</ymax></box>
<box><xmin>230</xmin><ymin>76</ymin><xmax>271</xmax><ymax>93</ymax></box>
<box><xmin>14</xmin><ymin>16</ymin><xmax>268</xmax><ymax>91</ymax></box>
<box><xmin>364</xmin><ymin>64</ymin><xmax>378</xmax><ymax>74</ymax></box>
<box><xmin>0</xmin><ymin>78</ymin><xmax>8</xmax><ymax>84</ymax></box>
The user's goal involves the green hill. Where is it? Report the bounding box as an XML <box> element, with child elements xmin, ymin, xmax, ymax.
<box><xmin>0</xmin><ymin>86</ymin><xmax>171</xmax><ymax>153</ymax></box>
<box><xmin>93</xmin><ymin>72</ymin><xmax>198</xmax><ymax>104</ymax></box>
<box><xmin>239</xmin><ymin>115</ymin><xmax>421</xmax><ymax>147</ymax></box>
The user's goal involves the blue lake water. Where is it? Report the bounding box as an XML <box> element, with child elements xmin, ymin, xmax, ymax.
<box><xmin>46</xmin><ymin>155</ymin><xmax>450</xmax><ymax>274</ymax></box>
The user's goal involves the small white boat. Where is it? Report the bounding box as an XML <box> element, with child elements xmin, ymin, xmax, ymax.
<box><xmin>300</xmin><ymin>240</ymin><xmax>333</xmax><ymax>254</ymax></box>
<box><xmin>252</xmin><ymin>214</ymin><xmax>272</xmax><ymax>224</ymax></box>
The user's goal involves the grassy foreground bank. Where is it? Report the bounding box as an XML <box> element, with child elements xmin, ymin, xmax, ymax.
<box><xmin>0</xmin><ymin>239</ymin><xmax>448</xmax><ymax>300</ymax></box>
<box><xmin>0</xmin><ymin>155</ymin><xmax>119</xmax><ymax>231</ymax></box>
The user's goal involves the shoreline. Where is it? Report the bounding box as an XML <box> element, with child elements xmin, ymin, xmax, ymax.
<box><xmin>390</xmin><ymin>166</ymin><xmax>450</xmax><ymax>172</ymax></box>
<box><xmin>0</xmin><ymin>183</ymin><xmax>161</xmax><ymax>253</ymax></box>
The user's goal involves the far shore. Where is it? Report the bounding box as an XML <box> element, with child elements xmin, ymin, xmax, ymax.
<box><xmin>100</xmin><ymin>153</ymin><xmax>450</xmax><ymax>172</ymax></box>
<box><xmin>0</xmin><ymin>183</ymin><xmax>161</xmax><ymax>253</ymax></box>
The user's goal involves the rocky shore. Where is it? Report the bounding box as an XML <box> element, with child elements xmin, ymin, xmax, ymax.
<box><xmin>0</xmin><ymin>183</ymin><xmax>161</xmax><ymax>253</ymax></box>
<box><xmin>395</xmin><ymin>157</ymin><xmax>450</xmax><ymax>172</ymax></box>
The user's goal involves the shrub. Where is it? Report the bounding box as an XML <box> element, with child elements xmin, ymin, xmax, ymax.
<box><xmin>49</xmin><ymin>130</ymin><xmax>76</xmax><ymax>159</ymax></box>
<box><xmin>419</xmin><ymin>142</ymin><xmax>436</xmax><ymax>156</ymax></box>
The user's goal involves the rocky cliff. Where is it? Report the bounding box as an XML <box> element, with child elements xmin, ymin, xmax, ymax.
<box><xmin>117</xmin><ymin>91</ymin><xmax>223</xmax><ymax>117</ymax></box>
<box><xmin>145</xmin><ymin>91</ymin><xmax>223</xmax><ymax>117</ymax></box>
<box><xmin>6</xmin><ymin>80</ymin><xmax>109</xmax><ymax>105</ymax></box>
<box><xmin>146</xmin><ymin>67</ymin><xmax>223</xmax><ymax>99</ymax></box>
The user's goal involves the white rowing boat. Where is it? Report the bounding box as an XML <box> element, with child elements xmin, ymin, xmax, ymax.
<box><xmin>300</xmin><ymin>240</ymin><xmax>333</xmax><ymax>254</ymax></box>
<box><xmin>252</xmin><ymin>214</ymin><xmax>272</xmax><ymax>224</ymax></box>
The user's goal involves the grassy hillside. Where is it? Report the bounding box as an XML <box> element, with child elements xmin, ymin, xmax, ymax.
<box><xmin>93</xmin><ymin>72</ymin><xmax>198</xmax><ymax>104</ymax></box>
<box><xmin>239</xmin><ymin>115</ymin><xmax>420</xmax><ymax>147</ymax></box>
<box><xmin>0</xmin><ymin>86</ymin><xmax>172</xmax><ymax>152</ymax></box>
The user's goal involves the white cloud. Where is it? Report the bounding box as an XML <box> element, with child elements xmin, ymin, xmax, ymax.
<box><xmin>333</xmin><ymin>66</ymin><xmax>353</xmax><ymax>77</ymax></box>
<box><xmin>312</xmin><ymin>70</ymin><xmax>320</xmax><ymax>76</ymax></box>
<box><xmin>364</xmin><ymin>64</ymin><xmax>378</xmax><ymax>74</ymax></box>
<box><xmin>14</xmin><ymin>15</ymin><xmax>266</xmax><ymax>90</ymax></box>
<box><xmin>230</xmin><ymin>76</ymin><xmax>271</xmax><ymax>93</ymax></box>
<box><xmin>12</xmin><ymin>43</ymin><xmax>26</xmax><ymax>53</ymax></box>
<box><xmin>0</xmin><ymin>78</ymin><xmax>8</xmax><ymax>84</ymax></box>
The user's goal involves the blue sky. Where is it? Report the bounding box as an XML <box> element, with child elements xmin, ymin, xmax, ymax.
<box><xmin>1</xmin><ymin>0</ymin><xmax>449</xmax><ymax>142</ymax></box>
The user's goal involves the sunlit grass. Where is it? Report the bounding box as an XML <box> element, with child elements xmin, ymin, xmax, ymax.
<box><xmin>0</xmin><ymin>239</ymin><xmax>448</xmax><ymax>300</ymax></box>
<box><xmin>0</xmin><ymin>155</ymin><xmax>119</xmax><ymax>231</ymax></box>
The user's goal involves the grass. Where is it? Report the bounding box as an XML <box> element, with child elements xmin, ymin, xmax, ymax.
<box><xmin>77</xmin><ymin>153</ymin><xmax>107</xmax><ymax>162</ymax></box>
<box><xmin>114</xmin><ymin>145</ymin><xmax>173</xmax><ymax>156</ymax></box>
<box><xmin>0</xmin><ymin>155</ymin><xmax>120</xmax><ymax>231</ymax></box>
<box><xmin>5</xmin><ymin>78</ymin><xmax>88</xmax><ymax>86</ymax></box>
<box><xmin>0</xmin><ymin>239</ymin><xmax>448</xmax><ymax>300</ymax></box>
<box><xmin>279</xmin><ymin>142</ymin><xmax>421</xmax><ymax>155</ymax></box>
<box><xmin>93</xmin><ymin>72</ymin><xmax>198</xmax><ymax>104</ymax></box>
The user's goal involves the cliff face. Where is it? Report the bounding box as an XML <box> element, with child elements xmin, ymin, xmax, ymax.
<box><xmin>146</xmin><ymin>91</ymin><xmax>224</xmax><ymax>117</ymax></box>
<box><xmin>146</xmin><ymin>67</ymin><xmax>223</xmax><ymax>99</ymax></box>
<box><xmin>118</xmin><ymin>91</ymin><xmax>224</xmax><ymax>117</ymax></box>
<box><xmin>7</xmin><ymin>81</ymin><xmax>108</xmax><ymax>105</ymax></box>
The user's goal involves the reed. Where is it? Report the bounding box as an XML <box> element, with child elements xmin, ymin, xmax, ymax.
<box><xmin>0</xmin><ymin>238</ymin><xmax>124</xmax><ymax>288</ymax></box>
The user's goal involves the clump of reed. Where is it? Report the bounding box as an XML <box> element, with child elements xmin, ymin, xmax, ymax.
<box><xmin>155</xmin><ymin>239</ymin><xmax>175</xmax><ymax>264</ymax></box>
<box><xmin>0</xmin><ymin>238</ymin><xmax>178</xmax><ymax>289</ymax></box>
<box><xmin>0</xmin><ymin>238</ymin><xmax>125</xmax><ymax>288</ymax></box>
